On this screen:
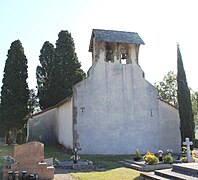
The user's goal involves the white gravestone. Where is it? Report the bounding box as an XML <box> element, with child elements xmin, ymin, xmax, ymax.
<box><xmin>183</xmin><ymin>137</ymin><xmax>193</xmax><ymax>162</ymax></box>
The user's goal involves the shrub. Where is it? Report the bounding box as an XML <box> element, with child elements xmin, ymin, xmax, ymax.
<box><xmin>144</xmin><ymin>151</ymin><xmax>158</xmax><ymax>165</ymax></box>
<box><xmin>194</xmin><ymin>139</ymin><xmax>198</xmax><ymax>148</ymax></box>
<box><xmin>180</xmin><ymin>157</ymin><xmax>188</xmax><ymax>163</ymax></box>
<box><xmin>134</xmin><ymin>148</ymin><xmax>142</xmax><ymax>161</ymax></box>
<box><xmin>16</xmin><ymin>130</ymin><xmax>25</xmax><ymax>144</ymax></box>
<box><xmin>6</xmin><ymin>131</ymin><xmax>13</xmax><ymax>145</ymax></box>
<box><xmin>163</xmin><ymin>155</ymin><xmax>173</xmax><ymax>164</ymax></box>
<box><xmin>182</xmin><ymin>146</ymin><xmax>187</xmax><ymax>157</ymax></box>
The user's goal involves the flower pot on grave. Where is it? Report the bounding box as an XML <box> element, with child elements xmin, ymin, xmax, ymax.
<box><xmin>133</xmin><ymin>157</ymin><xmax>141</xmax><ymax>161</ymax></box>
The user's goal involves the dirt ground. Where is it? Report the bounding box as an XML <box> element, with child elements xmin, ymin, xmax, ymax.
<box><xmin>54</xmin><ymin>174</ymin><xmax>75</xmax><ymax>180</ymax></box>
<box><xmin>54</xmin><ymin>168</ymin><xmax>76</xmax><ymax>180</ymax></box>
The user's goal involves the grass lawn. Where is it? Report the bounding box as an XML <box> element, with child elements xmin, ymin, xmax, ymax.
<box><xmin>0</xmin><ymin>145</ymin><xmax>14</xmax><ymax>168</ymax></box>
<box><xmin>0</xmin><ymin>145</ymin><xmax>143</xmax><ymax>180</ymax></box>
<box><xmin>71</xmin><ymin>167</ymin><xmax>142</xmax><ymax>180</ymax></box>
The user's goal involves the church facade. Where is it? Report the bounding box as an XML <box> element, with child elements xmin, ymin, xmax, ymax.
<box><xmin>26</xmin><ymin>29</ymin><xmax>181</xmax><ymax>154</ymax></box>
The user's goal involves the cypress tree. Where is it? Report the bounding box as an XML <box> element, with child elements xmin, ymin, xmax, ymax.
<box><xmin>177</xmin><ymin>44</ymin><xmax>195</xmax><ymax>145</ymax></box>
<box><xmin>55</xmin><ymin>30</ymin><xmax>85</xmax><ymax>100</ymax></box>
<box><xmin>36</xmin><ymin>41</ymin><xmax>55</xmax><ymax>109</ymax></box>
<box><xmin>1</xmin><ymin>40</ymin><xmax>29</xmax><ymax>135</ymax></box>
<box><xmin>36</xmin><ymin>30</ymin><xmax>85</xmax><ymax>109</ymax></box>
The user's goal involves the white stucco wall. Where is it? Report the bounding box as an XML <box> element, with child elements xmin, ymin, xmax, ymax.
<box><xmin>158</xmin><ymin>100</ymin><xmax>181</xmax><ymax>153</ymax></box>
<box><xmin>27</xmin><ymin>108</ymin><xmax>58</xmax><ymax>144</ymax></box>
<box><xmin>27</xmin><ymin>98</ymin><xmax>73</xmax><ymax>148</ymax></box>
<box><xmin>73</xmin><ymin>60</ymin><xmax>168</xmax><ymax>154</ymax></box>
<box><xmin>57</xmin><ymin>98</ymin><xmax>73</xmax><ymax>149</ymax></box>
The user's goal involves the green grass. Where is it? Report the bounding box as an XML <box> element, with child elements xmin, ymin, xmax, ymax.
<box><xmin>78</xmin><ymin>155</ymin><xmax>132</xmax><ymax>169</ymax></box>
<box><xmin>44</xmin><ymin>146</ymin><xmax>133</xmax><ymax>170</ymax></box>
<box><xmin>71</xmin><ymin>167</ymin><xmax>143</xmax><ymax>180</ymax></box>
<box><xmin>0</xmin><ymin>145</ymin><xmax>14</xmax><ymax>168</ymax></box>
<box><xmin>44</xmin><ymin>145</ymin><xmax>70</xmax><ymax>160</ymax></box>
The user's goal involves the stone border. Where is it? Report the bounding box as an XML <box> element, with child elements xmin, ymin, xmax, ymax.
<box><xmin>119</xmin><ymin>160</ymin><xmax>173</xmax><ymax>172</ymax></box>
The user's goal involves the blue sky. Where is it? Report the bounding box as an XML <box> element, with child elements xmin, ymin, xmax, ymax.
<box><xmin>0</xmin><ymin>0</ymin><xmax>198</xmax><ymax>90</ymax></box>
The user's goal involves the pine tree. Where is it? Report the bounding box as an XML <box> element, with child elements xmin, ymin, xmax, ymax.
<box><xmin>177</xmin><ymin>44</ymin><xmax>195</xmax><ymax>145</ymax></box>
<box><xmin>55</xmin><ymin>30</ymin><xmax>85</xmax><ymax>100</ymax></box>
<box><xmin>1</xmin><ymin>40</ymin><xmax>29</xmax><ymax>135</ymax></box>
<box><xmin>36</xmin><ymin>41</ymin><xmax>55</xmax><ymax>109</ymax></box>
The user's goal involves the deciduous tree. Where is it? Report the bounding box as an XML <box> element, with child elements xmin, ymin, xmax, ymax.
<box><xmin>155</xmin><ymin>72</ymin><xmax>198</xmax><ymax>126</ymax></box>
<box><xmin>155</xmin><ymin>71</ymin><xmax>178</xmax><ymax>107</ymax></box>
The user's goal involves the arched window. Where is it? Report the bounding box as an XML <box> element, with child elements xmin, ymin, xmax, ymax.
<box><xmin>106</xmin><ymin>43</ymin><xmax>114</xmax><ymax>62</ymax></box>
<box><xmin>120</xmin><ymin>45</ymin><xmax>127</xmax><ymax>64</ymax></box>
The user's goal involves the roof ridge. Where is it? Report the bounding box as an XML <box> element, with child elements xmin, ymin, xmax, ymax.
<box><xmin>93</xmin><ymin>29</ymin><xmax>138</xmax><ymax>34</ymax></box>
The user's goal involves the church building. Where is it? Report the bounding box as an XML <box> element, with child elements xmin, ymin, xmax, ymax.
<box><xmin>26</xmin><ymin>29</ymin><xmax>181</xmax><ymax>154</ymax></box>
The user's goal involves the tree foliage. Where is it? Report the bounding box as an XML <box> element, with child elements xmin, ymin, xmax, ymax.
<box><xmin>155</xmin><ymin>71</ymin><xmax>178</xmax><ymax>107</ymax></box>
<box><xmin>36</xmin><ymin>31</ymin><xmax>86</xmax><ymax>109</ymax></box>
<box><xmin>155</xmin><ymin>71</ymin><xmax>198</xmax><ymax>126</ymax></box>
<box><xmin>36</xmin><ymin>41</ymin><xmax>55</xmax><ymax>109</ymax></box>
<box><xmin>54</xmin><ymin>30</ymin><xmax>86</xmax><ymax>100</ymax></box>
<box><xmin>27</xmin><ymin>89</ymin><xmax>40</xmax><ymax>115</ymax></box>
<box><xmin>190</xmin><ymin>90</ymin><xmax>198</xmax><ymax>126</ymax></box>
<box><xmin>0</xmin><ymin>40</ymin><xmax>29</xmax><ymax>132</ymax></box>
<box><xmin>177</xmin><ymin>45</ymin><xmax>195</xmax><ymax>144</ymax></box>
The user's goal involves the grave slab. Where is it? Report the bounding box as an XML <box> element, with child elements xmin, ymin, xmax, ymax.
<box><xmin>119</xmin><ymin>160</ymin><xmax>172</xmax><ymax>172</ymax></box>
<box><xmin>141</xmin><ymin>162</ymin><xmax>198</xmax><ymax>180</ymax></box>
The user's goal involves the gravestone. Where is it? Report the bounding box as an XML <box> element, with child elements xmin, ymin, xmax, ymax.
<box><xmin>14</xmin><ymin>141</ymin><xmax>44</xmax><ymax>164</ymax></box>
<box><xmin>183</xmin><ymin>137</ymin><xmax>193</xmax><ymax>162</ymax></box>
<box><xmin>3</xmin><ymin>141</ymin><xmax>54</xmax><ymax>180</ymax></box>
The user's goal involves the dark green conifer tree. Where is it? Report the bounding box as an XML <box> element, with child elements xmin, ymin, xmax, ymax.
<box><xmin>0</xmin><ymin>40</ymin><xmax>29</xmax><ymax>137</ymax></box>
<box><xmin>54</xmin><ymin>30</ymin><xmax>85</xmax><ymax>100</ymax></box>
<box><xmin>36</xmin><ymin>41</ymin><xmax>55</xmax><ymax>109</ymax></box>
<box><xmin>36</xmin><ymin>31</ymin><xmax>85</xmax><ymax>109</ymax></box>
<box><xmin>177</xmin><ymin>44</ymin><xmax>195</xmax><ymax>145</ymax></box>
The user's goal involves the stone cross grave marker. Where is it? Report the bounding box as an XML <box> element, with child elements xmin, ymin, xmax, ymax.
<box><xmin>183</xmin><ymin>137</ymin><xmax>193</xmax><ymax>162</ymax></box>
<box><xmin>73</xmin><ymin>143</ymin><xmax>81</xmax><ymax>164</ymax></box>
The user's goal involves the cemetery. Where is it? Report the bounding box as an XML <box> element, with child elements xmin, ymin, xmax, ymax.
<box><xmin>0</xmin><ymin>28</ymin><xmax>197</xmax><ymax>179</ymax></box>
<box><xmin>0</xmin><ymin>31</ymin><xmax>197</xmax><ymax>179</ymax></box>
<box><xmin>0</xmin><ymin>137</ymin><xmax>198</xmax><ymax>179</ymax></box>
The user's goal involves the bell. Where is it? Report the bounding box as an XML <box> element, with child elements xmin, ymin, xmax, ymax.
<box><xmin>121</xmin><ymin>53</ymin><xmax>127</xmax><ymax>59</ymax></box>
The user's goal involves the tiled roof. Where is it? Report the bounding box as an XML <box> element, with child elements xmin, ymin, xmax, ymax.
<box><xmin>89</xmin><ymin>29</ymin><xmax>145</xmax><ymax>52</ymax></box>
